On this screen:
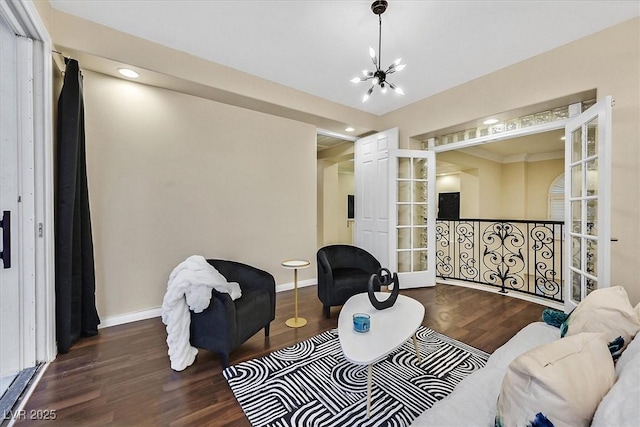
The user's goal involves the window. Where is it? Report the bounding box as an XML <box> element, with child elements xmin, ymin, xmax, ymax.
<box><xmin>548</xmin><ymin>174</ymin><xmax>565</xmax><ymax>221</ymax></box>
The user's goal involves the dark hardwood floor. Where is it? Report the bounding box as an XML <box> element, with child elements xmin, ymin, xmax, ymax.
<box><xmin>17</xmin><ymin>284</ymin><xmax>546</xmax><ymax>426</ymax></box>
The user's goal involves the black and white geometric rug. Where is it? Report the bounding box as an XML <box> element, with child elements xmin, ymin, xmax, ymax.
<box><xmin>223</xmin><ymin>326</ymin><xmax>489</xmax><ymax>426</ymax></box>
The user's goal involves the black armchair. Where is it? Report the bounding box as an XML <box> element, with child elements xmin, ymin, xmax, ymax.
<box><xmin>189</xmin><ymin>259</ymin><xmax>275</xmax><ymax>368</ymax></box>
<box><xmin>317</xmin><ymin>245</ymin><xmax>381</xmax><ymax>318</ymax></box>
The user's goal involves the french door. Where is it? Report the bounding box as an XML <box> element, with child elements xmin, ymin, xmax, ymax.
<box><xmin>390</xmin><ymin>150</ymin><xmax>436</xmax><ymax>288</ymax></box>
<box><xmin>355</xmin><ymin>129</ymin><xmax>436</xmax><ymax>288</ymax></box>
<box><xmin>564</xmin><ymin>96</ymin><xmax>612</xmax><ymax>311</ymax></box>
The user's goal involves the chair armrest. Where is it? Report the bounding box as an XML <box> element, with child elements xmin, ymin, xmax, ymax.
<box><xmin>316</xmin><ymin>250</ymin><xmax>335</xmax><ymax>304</ymax></box>
<box><xmin>190</xmin><ymin>289</ymin><xmax>237</xmax><ymax>352</ymax></box>
<box><xmin>207</xmin><ymin>259</ymin><xmax>276</xmax><ymax>318</ymax></box>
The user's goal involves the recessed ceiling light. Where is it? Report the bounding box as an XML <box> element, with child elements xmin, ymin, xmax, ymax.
<box><xmin>345</xmin><ymin>127</ymin><xmax>355</xmax><ymax>132</ymax></box>
<box><xmin>117</xmin><ymin>68</ymin><xmax>139</xmax><ymax>79</ymax></box>
<box><xmin>483</xmin><ymin>118</ymin><xmax>499</xmax><ymax>125</ymax></box>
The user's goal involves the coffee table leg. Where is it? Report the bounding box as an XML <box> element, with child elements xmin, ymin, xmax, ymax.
<box><xmin>367</xmin><ymin>364</ymin><xmax>372</xmax><ymax>418</ymax></box>
<box><xmin>412</xmin><ymin>334</ymin><xmax>422</xmax><ymax>362</ymax></box>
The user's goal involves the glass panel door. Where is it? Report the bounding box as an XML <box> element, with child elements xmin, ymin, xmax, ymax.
<box><xmin>564</xmin><ymin>97</ymin><xmax>612</xmax><ymax>312</ymax></box>
<box><xmin>391</xmin><ymin>150</ymin><xmax>435</xmax><ymax>288</ymax></box>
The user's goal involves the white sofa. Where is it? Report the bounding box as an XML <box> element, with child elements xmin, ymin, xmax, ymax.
<box><xmin>411</xmin><ymin>321</ymin><xmax>640</xmax><ymax>426</ymax></box>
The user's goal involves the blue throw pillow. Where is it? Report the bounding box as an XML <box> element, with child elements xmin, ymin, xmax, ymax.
<box><xmin>529</xmin><ymin>413</ymin><xmax>555</xmax><ymax>427</ymax></box>
<box><xmin>542</xmin><ymin>308</ymin><xmax>569</xmax><ymax>329</ymax></box>
<box><xmin>496</xmin><ymin>412</ymin><xmax>555</xmax><ymax>427</ymax></box>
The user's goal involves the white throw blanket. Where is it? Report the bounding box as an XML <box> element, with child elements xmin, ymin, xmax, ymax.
<box><xmin>161</xmin><ymin>255</ymin><xmax>242</xmax><ymax>371</ymax></box>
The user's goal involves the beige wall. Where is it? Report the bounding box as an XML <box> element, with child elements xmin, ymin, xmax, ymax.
<box><xmin>40</xmin><ymin>7</ymin><xmax>640</xmax><ymax>321</ymax></box>
<box><xmin>83</xmin><ymin>71</ymin><xmax>317</xmax><ymax>318</ymax></box>
<box><xmin>318</xmin><ymin>161</ymin><xmax>340</xmax><ymax>245</ymax></box>
<box><xmin>436</xmin><ymin>151</ymin><xmax>503</xmax><ymax>218</ymax></box>
<box><xmin>502</xmin><ymin>162</ymin><xmax>527</xmax><ymax>219</ymax></box>
<box><xmin>526</xmin><ymin>159</ymin><xmax>564</xmax><ymax>220</ymax></box>
<box><xmin>317</xmin><ymin>162</ymin><xmax>354</xmax><ymax>247</ymax></box>
<box><xmin>338</xmin><ymin>171</ymin><xmax>355</xmax><ymax>244</ymax></box>
<box><xmin>435</xmin><ymin>158</ymin><xmax>563</xmax><ymax>221</ymax></box>
<box><xmin>436</xmin><ymin>174</ymin><xmax>460</xmax><ymax>194</ymax></box>
<box><xmin>380</xmin><ymin>18</ymin><xmax>640</xmax><ymax>304</ymax></box>
<box><xmin>459</xmin><ymin>171</ymin><xmax>479</xmax><ymax>218</ymax></box>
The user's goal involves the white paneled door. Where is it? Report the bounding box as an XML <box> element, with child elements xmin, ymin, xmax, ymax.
<box><xmin>564</xmin><ymin>96</ymin><xmax>612</xmax><ymax>312</ymax></box>
<box><xmin>355</xmin><ymin>129</ymin><xmax>397</xmax><ymax>268</ymax></box>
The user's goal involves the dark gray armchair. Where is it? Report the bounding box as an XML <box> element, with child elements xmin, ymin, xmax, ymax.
<box><xmin>317</xmin><ymin>245</ymin><xmax>381</xmax><ymax>318</ymax></box>
<box><xmin>189</xmin><ymin>259</ymin><xmax>275</xmax><ymax>368</ymax></box>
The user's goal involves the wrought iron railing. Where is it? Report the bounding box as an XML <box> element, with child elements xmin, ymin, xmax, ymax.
<box><xmin>436</xmin><ymin>219</ymin><xmax>564</xmax><ymax>303</ymax></box>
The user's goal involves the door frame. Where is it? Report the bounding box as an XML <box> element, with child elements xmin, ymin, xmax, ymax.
<box><xmin>0</xmin><ymin>0</ymin><xmax>56</xmax><ymax>365</ymax></box>
<box><xmin>426</xmin><ymin>100</ymin><xmax>611</xmax><ymax>309</ymax></box>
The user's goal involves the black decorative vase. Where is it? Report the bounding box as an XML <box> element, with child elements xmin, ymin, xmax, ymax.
<box><xmin>367</xmin><ymin>268</ymin><xmax>400</xmax><ymax>310</ymax></box>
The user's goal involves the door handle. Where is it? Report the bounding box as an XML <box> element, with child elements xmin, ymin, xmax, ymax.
<box><xmin>0</xmin><ymin>211</ymin><xmax>10</xmax><ymax>268</ymax></box>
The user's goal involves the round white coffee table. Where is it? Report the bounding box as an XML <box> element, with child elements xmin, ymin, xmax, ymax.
<box><xmin>281</xmin><ymin>259</ymin><xmax>310</xmax><ymax>328</ymax></box>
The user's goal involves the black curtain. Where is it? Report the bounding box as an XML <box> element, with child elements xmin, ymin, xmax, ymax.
<box><xmin>55</xmin><ymin>59</ymin><xmax>100</xmax><ymax>353</ymax></box>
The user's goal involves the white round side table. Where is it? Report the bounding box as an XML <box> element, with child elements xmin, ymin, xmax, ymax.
<box><xmin>281</xmin><ymin>259</ymin><xmax>310</xmax><ymax>328</ymax></box>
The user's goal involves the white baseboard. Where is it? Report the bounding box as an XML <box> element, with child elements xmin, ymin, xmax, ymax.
<box><xmin>99</xmin><ymin>307</ymin><xmax>162</xmax><ymax>329</ymax></box>
<box><xmin>276</xmin><ymin>278</ymin><xmax>316</xmax><ymax>292</ymax></box>
<box><xmin>99</xmin><ymin>279</ymin><xmax>318</xmax><ymax>328</ymax></box>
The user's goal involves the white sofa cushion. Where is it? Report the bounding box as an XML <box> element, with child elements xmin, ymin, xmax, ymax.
<box><xmin>485</xmin><ymin>322</ymin><xmax>559</xmax><ymax>369</ymax></box>
<box><xmin>562</xmin><ymin>286</ymin><xmax>640</xmax><ymax>354</ymax></box>
<box><xmin>410</xmin><ymin>367</ymin><xmax>505</xmax><ymax>426</ymax></box>
<box><xmin>495</xmin><ymin>332</ymin><xmax>615</xmax><ymax>427</ymax></box>
<box><xmin>592</xmin><ymin>338</ymin><xmax>640</xmax><ymax>427</ymax></box>
<box><xmin>410</xmin><ymin>322</ymin><xmax>559</xmax><ymax>426</ymax></box>
<box><xmin>616</xmin><ymin>328</ymin><xmax>640</xmax><ymax>377</ymax></box>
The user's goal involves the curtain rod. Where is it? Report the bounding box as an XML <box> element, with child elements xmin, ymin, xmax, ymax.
<box><xmin>52</xmin><ymin>50</ymin><xmax>73</xmax><ymax>60</ymax></box>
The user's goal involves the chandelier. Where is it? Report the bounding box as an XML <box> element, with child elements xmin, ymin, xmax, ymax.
<box><xmin>351</xmin><ymin>0</ymin><xmax>406</xmax><ymax>102</ymax></box>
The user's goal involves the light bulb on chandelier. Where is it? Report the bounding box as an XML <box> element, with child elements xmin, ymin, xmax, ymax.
<box><xmin>351</xmin><ymin>0</ymin><xmax>406</xmax><ymax>103</ymax></box>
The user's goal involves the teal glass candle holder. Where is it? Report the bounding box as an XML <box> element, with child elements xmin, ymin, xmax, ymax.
<box><xmin>353</xmin><ymin>313</ymin><xmax>370</xmax><ymax>333</ymax></box>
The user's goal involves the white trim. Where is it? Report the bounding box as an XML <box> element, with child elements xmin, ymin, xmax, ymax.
<box><xmin>99</xmin><ymin>307</ymin><xmax>163</xmax><ymax>329</ymax></box>
<box><xmin>276</xmin><ymin>278</ymin><xmax>316</xmax><ymax>292</ymax></box>
<box><xmin>521</xmin><ymin>150</ymin><xmax>564</xmax><ymax>163</ymax></box>
<box><xmin>436</xmin><ymin>278</ymin><xmax>564</xmax><ymax>311</ymax></box>
<box><xmin>98</xmin><ymin>279</ymin><xmax>318</xmax><ymax>328</ymax></box>
<box><xmin>433</xmin><ymin>119</ymin><xmax>569</xmax><ymax>153</ymax></box>
<box><xmin>317</xmin><ymin>128</ymin><xmax>357</xmax><ymax>142</ymax></box>
<box><xmin>33</xmin><ymin>33</ymin><xmax>56</xmax><ymax>365</ymax></box>
<box><xmin>458</xmin><ymin>145</ymin><xmax>504</xmax><ymax>163</ymax></box>
<box><xmin>16</xmin><ymin>33</ymin><xmax>37</xmax><ymax>369</ymax></box>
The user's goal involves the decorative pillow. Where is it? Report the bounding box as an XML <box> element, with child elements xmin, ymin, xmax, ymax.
<box><xmin>561</xmin><ymin>286</ymin><xmax>640</xmax><ymax>354</ymax></box>
<box><xmin>495</xmin><ymin>332</ymin><xmax>615</xmax><ymax>427</ymax></box>
<box><xmin>542</xmin><ymin>308</ymin><xmax>569</xmax><ymax>328</ymax></box>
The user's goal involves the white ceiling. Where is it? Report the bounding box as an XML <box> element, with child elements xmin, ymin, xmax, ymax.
<box><xmin>48</xmin><ymin>1</ymin><xmax>639</xmax><ymax>116</ymax></box>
